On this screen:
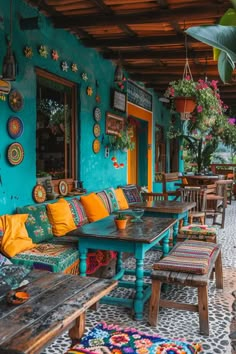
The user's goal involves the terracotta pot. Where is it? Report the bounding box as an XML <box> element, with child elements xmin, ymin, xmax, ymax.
<box><xmin>174</xmin><ymin>97</ymin><xmax>196</xmax><ymax>113</ymax></box>
<box><xmin>115</xmin><ymin>219</ymin><xmax>128</xmax><ymax>230</ymax></box>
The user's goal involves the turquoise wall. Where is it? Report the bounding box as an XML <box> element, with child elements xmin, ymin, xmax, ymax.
<box><xmin>0</xmin><ymin>0</ymin><xmax>169</xmax><ymax>214</ymax></box>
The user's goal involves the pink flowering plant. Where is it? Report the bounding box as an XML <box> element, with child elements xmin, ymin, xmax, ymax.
<box><xmin>164</xmin><ymin>76</ymin><xmax>227</xmax><ymax>128</ymax></box>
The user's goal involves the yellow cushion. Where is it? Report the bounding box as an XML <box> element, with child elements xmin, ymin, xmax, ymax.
<box><xmin>182</xmin><ymin>177</ymin><xmax>188</xmax><ymax>185</ymax></box>
<box><xmin>80</xmin><ymin>193</ymin><xmax>109</xmax><ymax>222</ymax></box>
<box><xmin>115</xmin><ymin>188</ymin><xmax>129</xmax><ymax>210</ymax></box>
<box><xmin>46</xmin><ymin>198</ymin><xmax>76</xmax><ymax>236</ymax></box>
<box><xmin>0</xmin><ymin>214</ymin><xmax>35</xmax><ymax>258</ymax></box>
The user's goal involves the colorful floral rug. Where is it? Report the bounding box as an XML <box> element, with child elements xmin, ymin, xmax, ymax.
<box><xmin>66</xmin><ymin>322</ymin><xmax>202</xmax><ymax>354</ymax></box>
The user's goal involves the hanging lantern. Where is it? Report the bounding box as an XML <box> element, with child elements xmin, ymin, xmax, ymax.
<box><xmin>114</xmin><ymin>62</ymin><xmax>123</xmax><ymax>83</ymax></box>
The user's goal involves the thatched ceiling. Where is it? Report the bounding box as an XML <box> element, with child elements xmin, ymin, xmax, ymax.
<box><xmin>25</xmin><ymin>0</ymin><xmax>236</xmax><ymax>113</ymax></box>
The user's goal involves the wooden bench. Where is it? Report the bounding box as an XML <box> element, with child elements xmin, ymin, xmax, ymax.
<box><xmin>148</xmin><ymin>241</ymin><xmax>223</xmax><ymax>335</ymax></box>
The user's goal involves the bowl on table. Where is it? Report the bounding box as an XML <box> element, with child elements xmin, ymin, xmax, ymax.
<box><xmin>131</xmin><ymin>208</ymin><xmax>144</xmax><ymax>222</ymax></box>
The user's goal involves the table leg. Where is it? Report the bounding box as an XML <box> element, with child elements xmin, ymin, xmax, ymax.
<box><xmin>69</xmin><ymin>312</ymin><xmax>86</xmax><ymax>345</ymax></box>
<box><xmin>134</xmin><ymin>258</ymin><xmax>144</xmax><ymax>320</ymax></box>
<box><xmin>162</xmin><ymin>230</ymin><xmax>170</xmax><ymax>256</ymax></box>
<box><xmin>172</xmin><ymin>222</ymin><xmax>179</xmax><ymax>246</ymax></box>
<box><xmin>183</xmin><ymin>211</ymin><xmax>188</xmax><ymax>226</ymax></box>
<box><xmin>116</xmin><ymin>252</ymin><xmax>123</xmax><ymax>274</ymax></box>
<box><xmin>79</xmin><ymin>247</ymin><xmax>87</xmax><ymax>277</ymax></box>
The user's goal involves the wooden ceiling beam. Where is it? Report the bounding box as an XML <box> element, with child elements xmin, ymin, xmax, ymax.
<box><xmin>51</xmin><ymin>5</ymin><xmax>228</xmax><ymax>28</ymax></box>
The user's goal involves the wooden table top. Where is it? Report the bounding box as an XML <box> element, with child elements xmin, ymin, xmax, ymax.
<box><xmin>68</xmin><ymin>215</ymin><xmax>177</xmax><ymax>244</ymax></box>
<box><xmin>131</xmin><ymin>200</ymin><xmax>196</xmax><ymax>214</ymax></box>
<box><xmin>0</xmin><ymin>270</ymin><xmax>117</xmax><ymax>354</ymax></box>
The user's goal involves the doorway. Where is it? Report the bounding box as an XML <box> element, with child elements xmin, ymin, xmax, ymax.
<box><xmin>127</xmin><ymin>102</ymin><xmax>152</xmax><ymax>190</ymax></box>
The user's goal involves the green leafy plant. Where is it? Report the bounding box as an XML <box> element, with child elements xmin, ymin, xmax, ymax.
<box><xmin>115</xmin><ymin>212</ymin><xmax>127</xmax><ymax>220</ymax></box>
<box><xmin>108</xmin><ymin>130</ymin><xmax>135</xmax><ymax>151</ymax></box>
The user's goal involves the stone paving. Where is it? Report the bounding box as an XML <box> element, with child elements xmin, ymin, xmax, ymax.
<box><xmin>43</xmin><ymin>201</ymin><xmax>236</xmax><ymax>354</ymax></box>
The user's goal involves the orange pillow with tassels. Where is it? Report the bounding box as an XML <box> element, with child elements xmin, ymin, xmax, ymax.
<box><xmin>80</xmin><ymin>193</ymin><xmax>109</xmax><ymax>222</ymax></box>
<box><xmin>115</xmin><ymin>188</ymin><xmax>129</xmax><ymax>210</ymax></box>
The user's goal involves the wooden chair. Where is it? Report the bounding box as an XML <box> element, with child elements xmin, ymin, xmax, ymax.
<box><xmin>180</xmin><ymin>186</ymin><xmax>207</xmax><ymax>225</ymax></box>
<box><xmin>141</xmin><ymin>192</ymin><xmax>168</xmax><ymax>201</ymax></box>
<box><xmin>205</xmin><ymin>181</ymin><xmax>227</xmax><ymax>228</ymax></box>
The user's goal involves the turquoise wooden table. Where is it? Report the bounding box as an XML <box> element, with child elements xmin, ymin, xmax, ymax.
<box><xmin>129</xmin><ymin>200</ymin><xmax>196</xmax><ymax>244</ymax></box>
<box><xmin>68</xmin><ymin>215</ymin><xmax>177</xmax><ymax>320</ymax></box>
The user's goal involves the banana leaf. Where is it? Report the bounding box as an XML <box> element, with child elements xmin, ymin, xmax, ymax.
<box><xmin>214</xmin><ymin>8</ymin><xmax>236</xmax><ymax>60</ymax></box>
<box><xmin>186</xmin><ymin>25</ymin><xmax>236</xmax><ymax>83</ymax></box>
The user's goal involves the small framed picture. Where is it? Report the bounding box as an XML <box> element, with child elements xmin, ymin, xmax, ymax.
<box><xmin>112</xmin><ymin>89</ymin><xmax>126</xmax><ymax>113</ymax></box>
<box><xmin>106</xmin><ymin>112</ymin><xmax>124</xmax><ymax>136</ymax></box>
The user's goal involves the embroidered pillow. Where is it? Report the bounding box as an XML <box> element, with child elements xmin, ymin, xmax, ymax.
<box><xmin>46</xmin><ymin>198</ymin><xmax>76</xmax><ymax>236</ymax></box>
<box><xmin>115</xmin><ymin>188</ymin><xmax>129</xmax><ymax>210</ymax></box>
<box><xmin>97</xmin><ymin>188</ymin><xmax>119</xmax><ymax>214</ymax></box>
<box><xmin>80</xmin><ymin>193</ymin><xmax>109</xmax><ymax>222</ymax></box>
<box><xmin>120</xmin><ymin>184</ymin><xmax>142</xmax><ymax>204</ymax></box>
<box><xmin>67</xmin><ymin>198</ymin><xmax>88</xmax><ymax>227</ymax></box>
<box><xmin>17</xmin><ymin>204</ymin><xmax>53</xmax><ymax>243</ymax></box>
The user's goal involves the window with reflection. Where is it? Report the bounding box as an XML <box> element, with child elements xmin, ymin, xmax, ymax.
<box><xmin>155</xmin><ymin>124</ymin><xmax>166</xmax><ymax>173</ymax></box>
<box><xmin>36</xmin><ymin>69</ymin><xmax>76</xmax><ymax>180</ymax></box>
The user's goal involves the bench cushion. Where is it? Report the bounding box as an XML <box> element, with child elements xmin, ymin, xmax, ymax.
<box><xmin>67</xmin><ymin>198</ymin><xmax>88</xmax><ymax>227</ymax></box>
<box><xmin>17</xmin><ymin>204</ymin><xmax>54</xmax><ymax>243</ymax></box>
<box><xmin>97</xmin><ymin>187</ymin><xmax>119</xmax><ymax>213</ymax></box>
<box><xmin>46</xmin><ymin>199</ymin><xmax>76</xmax><ymax>236</ymax></box>
<box><xmin>179</xmin><ymin>224</ymin><xmax>217</xmax><ymax>236</ymax></box>
<box><xmin>80</xmin><ymin>193</ymin><xmax>109</xmax><ymax>222</ymax></box>
<box><xmin>153</xmin><ymin>240</ymin><xmax>217</xmax><ymax>275</ymax></box>
<box><xmin>11</xmin><ymin>243</ymin><xmax>80</xmax><ymax>274</ymax></box>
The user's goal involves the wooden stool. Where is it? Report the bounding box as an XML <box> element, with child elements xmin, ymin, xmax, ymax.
<box><xmin>148</xmin><ymin>241</ymin><xmax>223</xmax><ymax>335</ymax></box>
<box><xmin>177</xmin><ymin>224</ymin><xmax>217</xmax><ymax>243</ymax></box>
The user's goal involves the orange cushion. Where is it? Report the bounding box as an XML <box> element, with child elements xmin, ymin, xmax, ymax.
<box><xmin>46</xmin><ymin>198</ymin><xmax>76</xmax><ymax>236</ymax></box>
<box><xmin>0</xmin><ymin>214</ymin><xmax>35</xmax><ymax>258</ymax></box>
<box><xmin>182</xmin><ymin>177</ymin><xmax>188</xmax><ymax>185</ymax></box>
<box><xmin>115</xmin><ymin>188</ymin><xmax>129</xmax><ymax>210</ymax></box>
<box><xmin>80</xmin><ymin>193</ymin><xmax>109</xmax><ymax>222</ymax></box>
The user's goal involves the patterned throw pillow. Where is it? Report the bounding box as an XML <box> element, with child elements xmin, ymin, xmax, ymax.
<box><xmin>0</xmin><ymin>253</ymin><xmax>12</xmax><ymax>267</ymax></box>
<box><xmin>97</xmin><ymin>188</ymin><xmax>119</xmax><ymax>213</ymax></box>
<box><xmin>67</xmin><ymin>198</ymin><xmax>88</xmax><ymax>227</ymax></box>
<box><xmin>120</xmin><ymin>184</ymin><xmax>142</xmax><ymax>204</ymax></box>
<box><xmin>17</xmin><ymin>205</ymin><xmax>53</xmax><ymax>243</ymax></box>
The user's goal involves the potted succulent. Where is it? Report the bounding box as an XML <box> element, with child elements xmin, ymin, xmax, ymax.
<box><xmin>114</xmin><ymin>213</ymin><xmax>128</xmax><ymax>230</ymax></box>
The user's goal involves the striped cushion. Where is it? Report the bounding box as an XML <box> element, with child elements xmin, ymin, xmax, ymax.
<box><xmin>153</xmin><ymin>240</ymin><xmax>217</xmax><ymax>275</ymax></box>
<box><xmin>97</xmin><ymin>188</ymin><xmax>119</xmax><ymax>213</ymax></box>
<box><xmin>120</xmin><ymin>184</ymin><xmax>142</xmax><ymax>204</ymax></box>
<box><xmin>67</xmin><ymin>198</ymin><xmax>88</xmax><ymax>227</ymax></box>
<box><xmin>179</xmin><ymin>224</ymin><xmax>217</xmax><ymax>236</ymax></box>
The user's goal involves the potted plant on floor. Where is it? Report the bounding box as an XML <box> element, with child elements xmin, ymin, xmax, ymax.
<box><xmin>114</xmin><ymin>213</ymin><xmax>128</xmax><ymax>230</ymax></box>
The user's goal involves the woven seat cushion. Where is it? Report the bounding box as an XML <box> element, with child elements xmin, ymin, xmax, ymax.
<box><xmin>11</xmin><ymin>243</ymin><xmax>80</xmax><ymax>274</ymax></box>
<box><xmin>120</xmin><ymin>184</ymin><xmax>142</xmax><ymax>204</ymax></box>
<box><xmin>179</xmin><ymin>224</ymin><xmax>217</xmax><ymax>236</ymax></box>
<box><xmin>153</xmin><ymin>240</ymin><xmax>217</xmax><ymax>275</ymax></box>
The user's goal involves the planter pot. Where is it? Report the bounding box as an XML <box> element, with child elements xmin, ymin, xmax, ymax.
<box><xmin>174</xmin><ymin>97</ymin><xmax>196</xmax><ymax>113</ymax></box>
<box><xmin>115</xmin><ymin>219</ymin><xmax>128</xmax><ymax>230</ymax></box>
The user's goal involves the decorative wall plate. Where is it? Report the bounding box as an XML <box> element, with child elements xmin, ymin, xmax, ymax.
<box><xmin>7</xmin><ymin>116</ymin><xmax>24</xmax><ymax>139</ymax></box>
<box><xmin>33</xmin><ymin>184</ymin><xmax>47</xmax><ymax>203</ymax></box>
<box><xmin>93</xmin><ymin>123</ymin><xmax>101</xmax><ymax>138</ymax></box>
<box><xmin>93</xmin><ymin>107</ymin><xmax>101</xmax><ymax>122</ymax></box>
<box><xmin>58</xmin><ymin>180</ymin><xmax>68</xmax><ymax>196</ymax></box>
<box><xmin>7</xmin><ymin>142</ymin><xmax>24</xmax><ymax>165</ymax></box>
<box><xmin>8</xmin><ymin>90</ymin><xmax>24</xmax><ymax>112</ymax></box>
<box><xmin>93</xmin><ymin>139</ymin><xmax>101</xmax><ymax>154</ymax></box>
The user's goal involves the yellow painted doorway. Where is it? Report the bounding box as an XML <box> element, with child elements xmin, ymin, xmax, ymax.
<box><xmin>127</xmin><ymin>102</ymin><xmax>153</xmax><ymax>191</ymax></box>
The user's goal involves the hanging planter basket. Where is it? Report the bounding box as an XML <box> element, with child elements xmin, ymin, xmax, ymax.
<box><xmin>174</xmin><ymin>97</ymin><xmax>196</xmax><ymax>113</ymax></box>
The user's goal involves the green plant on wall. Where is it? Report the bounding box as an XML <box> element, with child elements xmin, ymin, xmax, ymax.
<box><xmin>108</xmin><ymin>130</ymin><xmax>135</xmax><ymax>152</ymax></box>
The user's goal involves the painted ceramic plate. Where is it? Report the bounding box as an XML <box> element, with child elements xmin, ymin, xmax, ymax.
<box><xmin>93</xmin><ymin>139</ymin><xmax>101</xmax><ymax>154</ymax></box>
<box><xmin>7</xmin><ymin>142</ymin><xmax>24</xmax><ymax>165</ymax></box>
<box><xmin>93</xmin><ymin>107</ymin><xmax>101</xmax><ymax>122</ymax></box>
<box><xmin>33</xmin><ymin>184</ymin><xmax>47</xmax><ymax>203</ymax></box>
<box><xmin>7</xmin><ymin>116</ymin><xmax>24</xmax><ymax>139</ymax></box>
<box><xmin>8</xmin><ymin>90</ymin><xmax>24</xmax><ymax>112</ymax></box>
<box><xmin>58</xmin><ymin>180</ymin><xmax>68</xmax><ymax>196</ymax></box>
<box><xmin>93</xmin><ymin>123</ymin><xmax>101</xmax><ymax>138</ymax></box>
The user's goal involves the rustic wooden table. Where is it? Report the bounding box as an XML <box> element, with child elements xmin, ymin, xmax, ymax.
<box><xmin>0</xmin><ymin>270</ymin><xmax>117</xmax><ymax>354</ymax></box>
<box><xmin>130</xmin><ymin>200</ymin><xmax>196</xmax><ymax>243</ymax></box>
<box><xmin>68</xmin><ymin>215</ymin><xmax>177</xmax><ymax>320</ymax></box>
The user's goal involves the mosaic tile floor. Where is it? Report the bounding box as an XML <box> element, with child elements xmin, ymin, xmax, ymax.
<box><xmin>43</xmin><ymin>202</ymin><xmax>236</xmax><ymax>354</ymax></box>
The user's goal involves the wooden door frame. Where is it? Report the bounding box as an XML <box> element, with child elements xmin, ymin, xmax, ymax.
<box><xmin>127</xmin><ymin>102</ymin><xmax>153</xmax><ymax>191</ymax></box>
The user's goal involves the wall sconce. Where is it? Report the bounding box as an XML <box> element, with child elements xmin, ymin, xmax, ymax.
<box><xmin>2</xmin><ymin>0</ymin><xmax>16</xmax><ymax>81</ymax></box>
<box><xmin>114</xmin><ymin>62</ymin><xmax>123</xmax><ymax>83</ymax></box>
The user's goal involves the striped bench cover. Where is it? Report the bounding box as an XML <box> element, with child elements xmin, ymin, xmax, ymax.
<box><xmin>153</xmin><ymin>240</ymin><xmax>217</xmax><ymax>275</ymax></box>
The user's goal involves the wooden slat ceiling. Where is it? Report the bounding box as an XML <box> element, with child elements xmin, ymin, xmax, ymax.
<box><xmin>25</xmin><ymin>0</ymin><xmax>236</xmax><ymax>113</ymax></box>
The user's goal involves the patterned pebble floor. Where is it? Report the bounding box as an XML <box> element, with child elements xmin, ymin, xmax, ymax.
<box><xmin>43</xmin><ymin>202</ymin><xmax>236</xmax><ymax>354</ymax></box>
